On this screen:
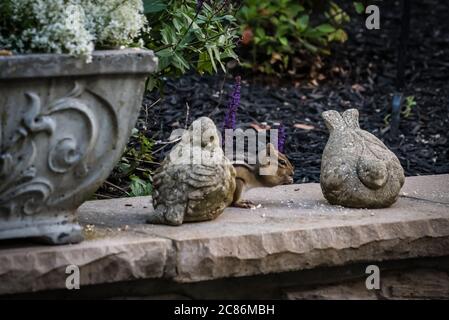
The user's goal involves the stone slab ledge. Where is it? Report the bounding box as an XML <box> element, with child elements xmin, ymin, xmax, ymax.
<box><xmin>0</xmin><ymin>174</ymin><xmax>448</xmax><ymax>295</ymax></box>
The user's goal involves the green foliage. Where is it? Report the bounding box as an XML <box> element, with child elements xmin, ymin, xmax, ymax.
<box><xmin>143</xmin><ymin>0</ymin><xmax>240</xmax><ymax>90</ymax></box>
<box><xmin>237</xmin><ymin>0</ymin><xmax>357</xmax><ymax>75</ymax></box>
<box><xmin>384</xmin><ymin>95</ymin><xmax>417</xmax><ymax>125</ymax></box>
<box><xmin>353</xmin><ymin>2</ymin><xmax>365</xmax><ymax>14</ymax></box>
<box><xmin>115</xmin><ymin>129</ymin><xmax>155</xmax><ymax>197</ymax></box>
<box><xmin>126</xmin><ymin>129</ymin><xmax>154</xmax><ymax>163</ymax></box>
<box><xmin>143</xmin><ymin>0</ymin><xmax>167</xmax><ymax>13</ymax></box>
<box><xmin>403</xmin><ymin>96</ymin><xmax>417</xmax><ymax>118</ymax></box>
<box><xmin>129</xmin><ymin>175</ymin><xmax>153</xmax><ymax>197</ymax></box>
<box><xmin>108</xmin><ymin>0</ymin><xmax>241</xmax><ymax>196</ymax></box>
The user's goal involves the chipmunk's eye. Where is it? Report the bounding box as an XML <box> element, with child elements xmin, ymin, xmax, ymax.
<box><xmin>279</xmin><ymin>159</ymin><xmax>286</xmax><ymax>166</ymax></box>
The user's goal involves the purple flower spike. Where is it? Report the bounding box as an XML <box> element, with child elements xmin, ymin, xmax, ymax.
<box><xmin>223</xmin><ymin>76</ymin><xmax>241</xmax><ymax>131</ymax></box>
<box><xmin>278</xmin><ymin>124</ymin><xmax>286</xmax><ymax>153</ymax></box>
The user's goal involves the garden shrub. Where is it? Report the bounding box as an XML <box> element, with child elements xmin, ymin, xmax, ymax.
<box><xmin>237</xmin><ymin>0</ymin><xmax>360</xmax><ymax>76</ymax></box>
<box><xmin>142</xmin><ymin>0</ymin><xmax>240</xmax><ymax>89</ymax></box>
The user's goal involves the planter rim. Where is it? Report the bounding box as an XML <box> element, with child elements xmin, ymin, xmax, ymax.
<box><xmin>0</xmin><ymin>48</ymin><xmax>158</xmax><ymax>79</ymax></box>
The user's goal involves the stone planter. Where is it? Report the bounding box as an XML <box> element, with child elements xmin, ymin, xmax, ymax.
<box><xmin>0</xmin><ymin>49</ymin><xmax>158</xmax><ymax>244</ymax></box>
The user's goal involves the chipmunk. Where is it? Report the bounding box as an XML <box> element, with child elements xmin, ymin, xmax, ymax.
<box><xmin>231</xmin><ymin>143</ymin><xmax>294</xmax><ymax>208</ymax></box>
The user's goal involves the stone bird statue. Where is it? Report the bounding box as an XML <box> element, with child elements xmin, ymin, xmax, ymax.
<box><xmin>147</xmin><ymin>117</ymin><xmax>236</xmax><ymax>225</ymax></box>
<box><xmin>320</xmin><ymin>109</ymin><xmax>405</xmax><ymax>208</ymax></box>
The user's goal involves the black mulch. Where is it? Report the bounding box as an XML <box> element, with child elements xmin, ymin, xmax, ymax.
<box><xmin>101</xmin><ymin>0</ymin><xmax>449</xmax><ymax>197</ymax></box>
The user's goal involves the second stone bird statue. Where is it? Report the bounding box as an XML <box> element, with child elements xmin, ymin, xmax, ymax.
<box><xmin>320</xmin><ymin>109</ymin><xmax>405</xmax><ymax>208</ymax></box>
<box><xmin>147</xmin><ymin>117</ymin><xmax>236</xmax><ymax>225</ymax></box>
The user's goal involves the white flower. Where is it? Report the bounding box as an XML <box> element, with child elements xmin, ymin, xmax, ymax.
<box><xmin>0</xmin><ymin>0</ymin><xmax>148</xmax><ymax>61</ymax></box>
<box><xmin>84</xmin><ymin>0</ymin><xmax>148</xmax><ymax>48</ymax></box>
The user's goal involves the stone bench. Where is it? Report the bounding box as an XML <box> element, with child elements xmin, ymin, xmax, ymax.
<box><xmin>1</xmin><ymin>174</ymin><xmax>448</xmax><ymax>299</ymax></box>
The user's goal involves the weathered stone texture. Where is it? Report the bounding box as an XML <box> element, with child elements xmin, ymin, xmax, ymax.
<box><xmin>0</xmin><ymin>236</ymin><xmax>171</xmax><ymax>295</ymax></box>
<box><xmin>0</xmin><ymin>49</ymin><xmax>158</xmax><ymax>244</ymax></box>
<box><xmin>0</xmin><ymin>174</ymin><xmax>448</xmax><ymax>296</ymax></box>
<box><xmin>148</xmin><ymin>117</ymin><xmax>236</xmax><ymax>225</ymax></box>
<box><xmin>320</xmin><ymin>109</ymin><xmax>405</xmax><ymax>208</ymax></box>
<box><xmin>284</xmin><ymin>269</ymin><xmax>449</xmax><ymax>300</ymax></box>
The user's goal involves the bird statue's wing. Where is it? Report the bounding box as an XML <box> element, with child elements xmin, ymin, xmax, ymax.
<box><xmin>184</xmin><ymin>162</ymin><xmax>230</xmax><ymax>219</ymax></box>
<box><xmin>149</xmin><ymin>160</ymin><xmax>188</xmax><ymax>226</ymax></box>
<box><xmin>186</xmin><ymin>163</ymin><xmax>218</xmax><ymax>192</ymax></box>
<box><xmin>355</xmin><ymin>129</ymin><xmax>389</xmax><ymax>153</ymax></box>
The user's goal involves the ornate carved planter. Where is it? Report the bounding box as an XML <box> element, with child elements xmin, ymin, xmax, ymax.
<box><xmin>0</xmin><ymin>49</ymin><xmax>157</xmax><ymax>244</ymax></box>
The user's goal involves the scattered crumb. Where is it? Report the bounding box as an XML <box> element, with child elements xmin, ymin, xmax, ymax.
<box><xmin>84</xmin><ymin>224</ymin><xmax>95</xmax><ymax>232</ymax></box>
<box><xmin>0</xmin><ymin>50</ymin><xmax>12</xmax><ymax>56</ymax></box>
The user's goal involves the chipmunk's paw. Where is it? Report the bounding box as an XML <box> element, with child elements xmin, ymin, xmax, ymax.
<box><xmin>232</xmin><ymin>200</ymin><xmax>256</xmax><ymax>209</ymax></box>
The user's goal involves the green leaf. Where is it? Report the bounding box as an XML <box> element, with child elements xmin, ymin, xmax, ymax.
<box><xmin>303</xmin><ymin>28</ymin><xmax>322</xmax><ymax>39</ymax></box>
<box><xmin>279</xmin><ymin>37</ymin><xmax>288</xmax><ymax>46</ymax></box>
<box><xmin>160</xmin><ymin>24</ymin><xmax>177</xmax><ymax>44</ymax></box>
<box><xmin>331</xmin><ymin>29</ymin><xmax>348</xmax><ymax>42</ymax></box>
<box><xmin>172</xmin><ymin>52</ymin><xmax>190</xmax><ymax>72</ymax></box>
<box><xmin>296</xmin><ymin>14</ymin><xmax>309</xmax><ymax>32</ymax></box>
<box><xmin>197</xmin><ymin>51</ymin><xmax>213</xmax><ymax>74</ymax></box>
<box><xmin>143</xmin><ymin>0</ymin><xmax>167</xmax><ymax>14</ymax></box>
<box><xmin>300</xmin><ymin>39</ymin><xmax>318</xmax><ymax>53</ymax></box>
<box><xmin>212</xmin><ymin>46</ymin><xmax>226</xmax><ymax>72</ymax></box>
<box><xmin>222</xmin><ymin>48</ymin><xmax>239</xmax><ymax>61</ymax></box>
<box><xmin>146</xmin><ymin>76</ymin><xmax>159</xmax><ymax>92</ymax></box>
<box><xmin>140</xmin><ymin>0</ymin><xmax>239</xmax><ymax>78</ymax></box>
<box><xmin>316</xmin><ymin>24</ymin><xmax>336</xmax><ymax>34</ymax></box>
<box><xmin>117</xmin><ymin>161</ymin><xmax>131</xmax><ymax>175</ymax></box>
<box><xmin>129</xmin><ymin>175</ymin><xmax>152</xmax><ymax>197</ymax></box>
<box><xmin>284</xmin><ymin>4</ymin><xmax>304</xmax><ymax>18</ymax></box>
<box><xmin>255</xmin><ymin>27</ymin><xmax>266</xmax><ymax>38</ymax></box>
<box><xmin>156</xmin><ymin>47</ymin><xmax>173</xmax><ymax>57</ymax></box>
<box><xmin>206</xmin><ymin>46</ymin><xmax>217</xmax><ymax>72</ymax></box>
<box><xmin>353</xmin><ymin>2</ymin><xmax>364</xmax><ymax>14</ymax></box>
<box><xmin>172</xmin><ymin>17</ymin><xmax>182</xmax><ymax>32</ymax></box>
<box><xmin>155</xmin><ymin>48</ymin><xmax>173</xmax><ymax>72</ymax></box>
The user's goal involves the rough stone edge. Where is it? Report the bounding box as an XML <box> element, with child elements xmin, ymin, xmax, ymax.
<box><xmin>172</xmin><ymin>217</ymin><xmax>449</xmax><ymax>283</ymax></box>
<box><xmin>0</xmin><ymin>236</ymin><xmax>172</xmax><ymax>295</ymax></box>
<box><xmin>1</xmin><ymin>217</ymin><xmax>448</xmax><ymax>295</ymax></box>
<box><xmin>1</xmin><ymin>174</ymin><xmax>449</xmax><ymax>294</ymax></box>
<box><xmin>283</xmin><ymin>267</ymin><xmax>449</xmax><ymax>300</ymax></box>
<box><xmin>0</xmin><ymin>49</ymin><xmax>158</xmax><ymax>79</ymax></box>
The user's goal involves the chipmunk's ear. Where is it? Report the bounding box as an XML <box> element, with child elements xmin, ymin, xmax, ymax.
<box><xmin>259</xmin><ymin>143</ymin><xmax>278</xmax><ymax>175</ymax></box>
